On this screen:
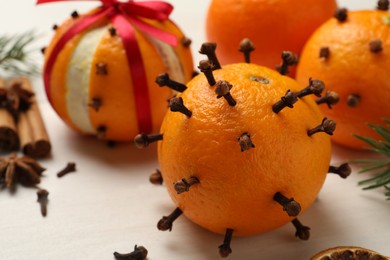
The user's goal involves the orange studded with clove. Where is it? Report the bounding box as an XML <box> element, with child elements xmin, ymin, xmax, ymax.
<box><xmin>205</xmin><ymin>0</ymin><xmax>337</xmax><ymax>76</ymax></box>
<box><xmin>296</xmin><ymin>4</ymin><xmax>390</xmax><ymax>149</ymax></box>
<box><xmin>43</xmin><ymin>8</ymin><xmax>193</xmax><ymax>141</ymax></box>
<box><xmin>136</xmin><ymin>41</ymin><xmax>351</xmax><ymax>257</ymax></box>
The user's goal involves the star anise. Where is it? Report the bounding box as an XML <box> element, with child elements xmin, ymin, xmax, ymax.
<box><xmin>0</xmin><ymin>82</ymin><xmax>34</xmax><ymax>117</ymax></box>
<box><xmin>0</xmin><ymin>154</ymin><xmax>45</xmax><ymax>189</ymax></box>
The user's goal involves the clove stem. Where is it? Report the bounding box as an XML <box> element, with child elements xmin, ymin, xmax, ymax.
<box><xmin>57</xmin><ymin>162</ymin><xmax>76</xmax><ymax>178</ymax></box>
<box><xmin>134</xmin><ymin>133</ymin><xmax>163</xmax><ymax>149</ymax></box>
<box><xmin>291</xmin><ymin>218</ymin><xmax>311</xmax><ymax>240</ymax></box>
<box><xmin>273</xmin><ymin>192</ymin><xmax>301</xmax><ymax>217</ymax></box>
<box><xmin>219</xmin><ymin>228</ymin><xmax>234</xmax><ymax>258</ymax></box>
<box><xmin>199</xmin><ymin>42</ymin><xmax>221</xmax><ymax>70</ymax></box>
<box><xmin>37</xmin><ymin>189</ymin><xmax>49</xmax><ymax>217</ymax></box>
<box><xmin>174</xmin><ymin>177</ymin><xmax>199</xmax><ymax>194</ymax></box>
<box><xmin>157</xmin><ymin>207</ymin><xmax>183</xmax><ymax>231</ymax></box>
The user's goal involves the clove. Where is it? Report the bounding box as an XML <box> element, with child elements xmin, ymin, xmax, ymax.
<box><xmin>370</xmin><ymin>40</ymin><xmax>383</xmax><ymax>53</ymax></box>
<box><xmin>198</xmin><ymin>60</ymin><xmax>216</xmax><ymax>86</ymax></box>
<box><xmin>52</xmin><ymin>24</ymin><xmax>58</xmax><ymax>30</ymax></box>
<box><xmin>96</xmin><ymin>125</ymin><xmax>107</xmax><ymax>139</ymax></box>
<box><xmin>315</xmin><ymin>91</ymin><xmax>340</xmax><ymax>109</ymax></box>
<box><xmin>155</xmin><ymin>73</ymin><xmax>187</xmax><ymax>92</ymax></box>
<box><xmin>291</xmin><ymin>218</ymin><xmax>310</xmax><ymax>240</ymax></box>
<box><xmin>149</xmin><ymin>169</ymin><xmax>163</xmax><ymax>185</ymax></box>
<box><xmin>346</xmin><ymin>94</ymin><xmax>361</xmax><ymax>107</ymax></box>
<box><xmin>37</xmin><ymin>189</ymin><xmax>49</xmax><ymax>217</ymax></box>
<box><xmin>307</xmin><ymin>117</ymin><xmax>336</xmax><ymax>136</ymax></box>
<box><xmin>328</xmin><ymin>163</ymin><xmax>351</xmax><ymax>179</ymax></box>
<box><xmin>96</xmin><ymin>63</ymin><xmax>108</xmax><ymax>75</ymax></box>
<box><xmin>272</xmin><ymin>90</ymin><xmax>298</xmax><ymax>113</ymax></box>
<box><xmin>273</xmin><ymin>192</ymin><xmax>301</xmax><ymax>217</ymax></box>
<box><xmin>71</xmin><ymin>10</ymin><xmax>79</xmax><ymax>18</ymax></box>
<box><xmin>181</xmin><ymin>37</ymin><xmax>192</xmax><ymax>48</ymax></box>
<box><xmin>168</xmin><ymin>97</ymin><xmax>192</xmax><ymax>117</ymax></box>
<box><xmin>57</xmin><ymin>162</ymin><xmax>76</xmax><ymax>178</ymax></box>
<box><xmin>134</xmin><ymin>133</ymin><xmax>163</xmax><ymax>149</ymax></box>
<box><xmin>157</xmin><ymin>207</ymin><xmax>183</xmax><ymax>231</ymax></box>
<box><xmin>199</xmin><ymin>42</ymin><xmax>221</xmax><ymax>70</ymax></box>
<box><xmin>276</xmin><ymin>51</ymin><xmax>298</xmax><ymax>75</ymax></box>
<box><xmin>215</xmin><ymin>80</ymin><xmax>236</xmax><ymax>106</ymax></box>
<box><xmin>238</xmin><ymin>132</ymin><xmax>255</xmax><ymax>152</ymax></box>
<box><xmin>319</xmin><ymin>47</ymin><xmax>330</xmax><ymax>59</ymax></box>
<box><xmin>377</xmin><ymin>0</ymin><xmax>389</xmax><ymax>10</ymax></box>
<box><xmin>174</xmin><ymin>177</ymin><xmax>199</xmax><ymax>194</ymax></box>
<box><xmin>239</xmin><ymin>38</ymin><xmax>255</xmax><ymax>63</ymax></box>
<box><xmin>113</xmin><ymin>245</ymin><xmax>148</xmax><ymax>260</ymax></box>
<box><xmin>108</xmin><ymin>27</ymin><xmax>117</xmax><ymax>36</ymax></box>
<box><xmin>296</xmin><ymin>78</ymin><xmax>325</xmax><ymax>98</ymax></box>
<box><xmin>88</xmin><ymin>97</ymin><xmax>102</xmax><ymax>112</ymax></box>
<box><xmin>334</xmin><ymin>8</ymin><xmax>348</xmax><ymax>22</ymax></box>
<box><xmin>218</xmin><ymin>228</ymin><xmax>234</xmax><ymax>258</ymax></box>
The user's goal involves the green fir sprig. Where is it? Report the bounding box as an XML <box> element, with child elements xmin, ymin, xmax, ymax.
<box><xmin>354</xmin><ymin>119</ymin><xmax>390</xmax><ymax>200</ymax></box>
<box><xmin>0</xmin><ymin>31</ymin><xmax>40</xmax><ymax>76</ymax></box>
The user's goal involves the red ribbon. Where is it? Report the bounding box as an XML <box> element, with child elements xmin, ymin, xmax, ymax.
<box><xmin>37</xmin><ymin>0</ymin><xmax>177</xmax><ymax>134</ymax></box>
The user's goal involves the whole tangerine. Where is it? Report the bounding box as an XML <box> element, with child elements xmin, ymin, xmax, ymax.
<box><xmin>296</xmin><ymin>4</ymin><xmax>390</xmax><ymax>149</ymax></box>
<box><xmin>136</xmin><ymin>42</ymin><xmax>350</xmax><ymax>257</ymax></box>
<box><xmin>43</xmin><ymin>5</ymin><xmax>193</xmax><ymax>141</ymax></box>
<box><xmin>205</xmin><ymin>0</ymin><xmax>337</xmax><ymax>75</ymax></box>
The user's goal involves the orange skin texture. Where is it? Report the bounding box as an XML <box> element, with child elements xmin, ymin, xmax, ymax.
<box><xmin>206</xmin><ymin>0</ymin><xmax>337</xmax><ymax>76</ymax></box>
<box><xmin>296</xmin><ymin>10</ymin><xmax>390</xmax><ymax>149</ymax></box>
<box><xmin>44</xmin><ymin>9</ymin><xmax>193</xmax><ymax>140</ymax></box>
<box><xmin>158</xmin><ymin>63</ymin><xmax>331</xmax><ymax>236</ymax></box>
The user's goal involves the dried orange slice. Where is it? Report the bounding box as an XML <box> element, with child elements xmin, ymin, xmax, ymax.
<box><xmin>311</xmin><ymin>246</ymin><xmax>389</xmax><ymax>260</ymax></box>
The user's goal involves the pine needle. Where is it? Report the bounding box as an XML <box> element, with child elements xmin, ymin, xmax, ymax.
<box><xmin>353</xmin><ymin>119</ymin><xmax>390</xmax><ymax>200</ymax></box>
<box><xmin>0</xmin><ymin>31</ymin><xmax>40</xmax><ymax>76</ymax></box>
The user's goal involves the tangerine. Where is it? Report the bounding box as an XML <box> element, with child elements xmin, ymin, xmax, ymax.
<box><xmin>296</xmin><ymin>6</ymin><xmax>390</xmax><ymax>149</ymax></box>
<box><xmin>136</xmin><ymin>43</ymin><xmax>350</xmax><ymax>257</ymax></box>
<box><xmin>43</xmin><ymin>7</ymin><xmax>193</xmax><ymax>141</ymax></box>
<box><xmin>205</xmin><ymin>0</ymin><xmax>337</xmax><ymax>75</ymax></box>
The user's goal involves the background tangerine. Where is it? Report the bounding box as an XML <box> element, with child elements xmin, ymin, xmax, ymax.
<box><xmin>296</xmin><ymin>9</ymin><xmax>390</xmax><ymax>149</ymax></box>
<box><xmin>205</xmin><ymin>0</ymin><xmax>337</xmax><ymax>76</ymax></box>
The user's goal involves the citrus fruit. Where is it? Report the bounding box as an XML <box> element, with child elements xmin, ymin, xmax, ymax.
<box><xmin>205</xmin><ymin>0</ymin><xmax>337</xmax><ymax>75</ymax></box>
<box><xmin>43</xmin><ymin>7</ymin><xmax>193</xmax><ymax>141</ymax></box>
<box><xmin>311</xmin><ymin>246</ymin><xmax>389</xmax><ymax>260</ymax></box>
<box><xmin>296</xmin><ymin>6</ymin><xmax>390</xmax><ymax>149</ymax></box>
<box><xmin>136</xmin><ymin>43</ymin><xmax>351</xmax><ymax>257</ymax></box>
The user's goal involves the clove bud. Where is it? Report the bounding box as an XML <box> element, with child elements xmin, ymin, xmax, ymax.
<box><xmin>239</xmin><ymin>38</ymin><xmax>255</xmax><ymax>63</ymax></box>
<box><xmin>155</xmin><ymin>73</ymin><xmax>187</xmax><ymax>92</ymax></box>
<box><xmin>296</xmin><ymin>78</ymin><xmax>325</xmax><ymax>98</ymax></box>
<box><xmin>168</xmin><ymin>97</ymin><xmax>192</xmax><ymax>117</ymax></box>
<box><xmin>307</xmin><ymin>118</ymin><xmax>336</xmax><ymax>136</ymax></box>
<box><xmin>199</xmin><ymin>42</ymin><xmax>221</xmax><ymax>70</ymax></box>
<box><xmin>316</xmin><ymin>91</ymin><xmax>340</xmax><ymax>109</ymax></box>
<box><xmin>215</xmin><ymin>80</ymin><xmax>236</xmax><ymax>106</ymax></box>
<box><xmin>328</xmin><ymin>163</ymin><xmax>351</xmax><ymax>179</ymax></box>
<box><xmin>272</xmin><ymin>90</ymin><xmax>298</xmax><ymax>113</ymax></box>
<box><xmin>198</xmin><ymin>60</ymin><xmax>216</xmax><ymax>86</ymax></box>
<box><xmin>134</xmin><ymin>133</ymin><xmax>163</xmax><ymax>149</ymax></box>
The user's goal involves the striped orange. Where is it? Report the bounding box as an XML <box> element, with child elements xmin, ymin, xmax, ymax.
<box><xmin>44</xmin><ymin>9</ymin><xmax>193</xmax><ymax>141</ymax></box>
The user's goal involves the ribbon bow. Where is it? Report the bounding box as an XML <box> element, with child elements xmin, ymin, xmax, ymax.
<box><xmin>37</xmin><ymin>0</ymin><xmax>178</xmax><ymax>134</ymax></box>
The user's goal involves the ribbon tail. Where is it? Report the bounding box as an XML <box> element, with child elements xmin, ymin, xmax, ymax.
<box><xmin>44</xmin><ymin>8</ymin><xmax>110</xmax><ymax>102</ymax></box>
<box><xmin>127</xmin><ymin>15</ymin><xmax>177</xmax><ymax>46</ymax></box>
<box><xmin>111</xmin><ymin>14</ymin><xmax>153</xmax><ymax>134</ymax></box>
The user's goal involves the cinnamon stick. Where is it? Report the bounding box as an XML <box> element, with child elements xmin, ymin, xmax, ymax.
<box><xmin>11</xmin><ymin>78</ymin><xmax>51</xmax><ymax>158</ymax></box>
<box><xmin>0</xmin><ymin>78</ymin><xmax>19</xmax><ymax>151</ymax></box>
